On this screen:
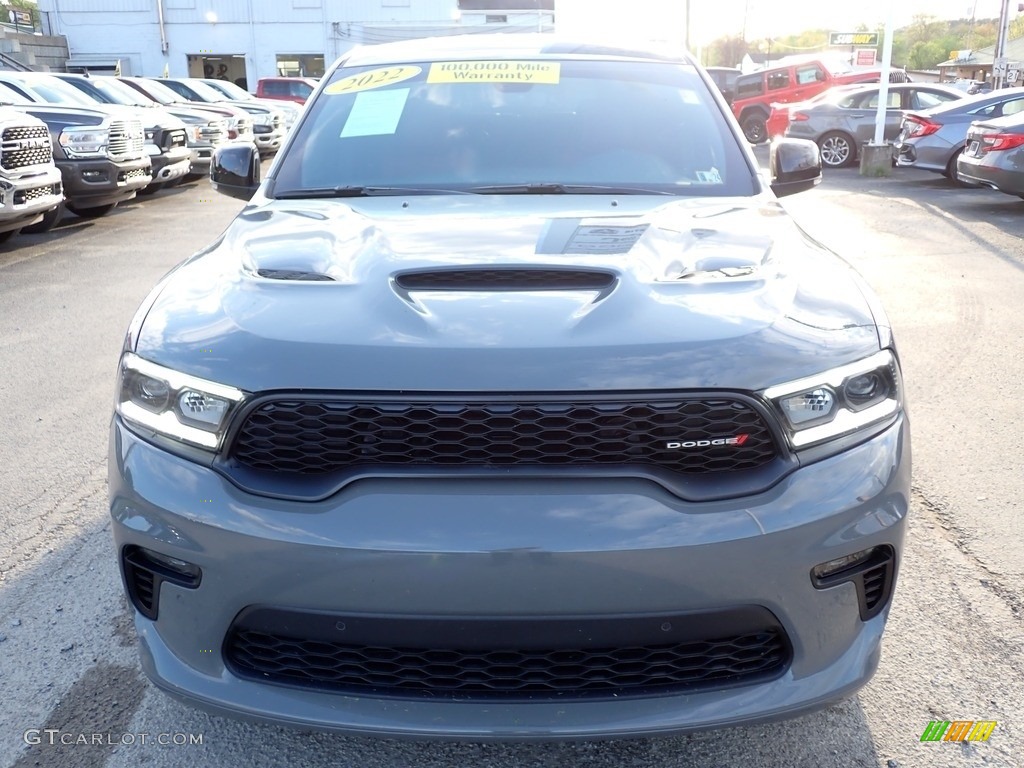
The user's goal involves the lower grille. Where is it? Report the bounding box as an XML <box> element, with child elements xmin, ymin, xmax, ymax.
<box><xmin>225</xmin><ymin>608</ymin><xmax>790</xmax><ymax>699</ymax></box>
<box><xmin>13</xmin><ymin>183</ymin><xmax>60</xmax><ymax>206</ymax></box>
<box><xmin>230</xmin><ymin>395</ymin><xmax>779</xmax><ymax>476</ymax></box>
<box><xmin>118</xmin><ymin>167</ymin><xmax>150</xmax><ymax>184</ymax></box>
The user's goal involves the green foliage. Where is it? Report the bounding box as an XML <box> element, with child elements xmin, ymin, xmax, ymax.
<box><xmin>2</xmin><ymin>0</ymin><xmax>40</xmax><ymax>29</ymax></box>
<box><xmin>702</xmin><ymin>14</ymin><xmax>1012</xmax><ymax>71</ymax></box>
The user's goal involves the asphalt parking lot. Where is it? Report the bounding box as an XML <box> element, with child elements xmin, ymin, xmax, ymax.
<box><xmin>1</xmin><ymin>160</ymin><xmax>1022</xmax><ymax>768</ymax></box>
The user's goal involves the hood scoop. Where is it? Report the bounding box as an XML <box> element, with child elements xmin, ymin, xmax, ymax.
<box><xmin>256</xmin><ymin>268</ymin><xmax>335</xmax><ymax>282</ymax></box>
<box><xmin>395</xmin><ymin>268</ymin><xmax>615</xmax><ymax>292</ymax></box>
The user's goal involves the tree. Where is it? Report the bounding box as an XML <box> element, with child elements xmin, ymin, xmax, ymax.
<box><xmin>0</xmin><ymin>0</ymin><xmax>40</xmax><ymax>29</ymax></box>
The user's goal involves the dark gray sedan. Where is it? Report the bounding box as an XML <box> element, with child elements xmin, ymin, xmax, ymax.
<box><xmin>957</xmin><ymin>111</ymin><xmax>1024</xmax><ymax>197</ymax></box>
<box><xmin>894</xmin><ymin>87</ymin><xmax>1024</xmax><ymax>182</ymax></box>
<box><xmin>784</xmin><ymin>83</ymin><xmax>963</xmax><ymax>168</ymax></box>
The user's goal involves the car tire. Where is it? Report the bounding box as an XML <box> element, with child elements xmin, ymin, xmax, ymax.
<box><xmin>137</xmin><ymin>182</ymin><xmax>165</xmax><ymax>196</ymax></box>
<box><xmin>818</xmin><ymin>132</ymin><xmax>856</xmax><ymax>168</ymax></box>
<box><xmin>20</xmin><ymin>204</ymin><xmax>63</xmax><ymax>235</ymax></box>
<box><xmin>741</xmin><ymin>113</ymin><xmax>768</xmax><ymax>144</ymax></box>
<box><xmin>946</xmin><ymin>147</ymin><xmax>975</xmax><ymax>187</ymax></box>
<box><xmin>66</xmin><ymin>203</ymin><xmax>116</xmax><ymax>219</ymax></box>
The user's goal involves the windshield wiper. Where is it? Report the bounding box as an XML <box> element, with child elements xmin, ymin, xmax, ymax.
<box><xmin>468</xmin><ymin>183</ymin><xmax>676</xmax><ymax>196</ymax></box>
<box><xmin>274</xmin><ymin>186</ymin><xmax>478</xmax><ymax>199</ymax></box>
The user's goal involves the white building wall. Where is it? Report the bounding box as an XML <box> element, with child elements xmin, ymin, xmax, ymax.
<box><xmin>36</xmin><ymin>0</ymin><xmax>497</xmax><ymax>82</ymax></box>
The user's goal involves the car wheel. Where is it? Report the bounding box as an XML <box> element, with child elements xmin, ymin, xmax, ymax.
<box><xmin>741</xmin><ymin>114</ymin><xmax>767</xmax><ymax>144</ymax></box>
<box><xmin>66</xmin><ymin>203</ymin><xmax>116</xmax><ymax>219</ymax></box>
<box><xmin>137</xmin><ymin>182</ymin><xmax>165</xmax><ymax>196</ymax></box>
<box><xmin>20</xmin><ymin>204</ymin><xmax>63</xmax><ymax>235</ymax></box>
<box><xmin>818</xmin><ymin>132</ymin><xmax>856</xmax><ymax>168</ymax></box>
<box><xmin>946</xmin><ymin>147</ymin><xmax>974</xmax><ymax>187</ymax></box>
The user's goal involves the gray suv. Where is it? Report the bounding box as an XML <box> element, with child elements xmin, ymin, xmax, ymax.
<box><xmin>110</xmin><ymin>35</ymin><xmax>910</xmax><ymax>740</ymax></box>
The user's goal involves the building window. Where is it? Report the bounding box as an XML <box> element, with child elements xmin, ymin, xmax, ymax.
<box><xmin>382</xmin><ymin>0</ymin><xmax>411</xmax><ymax>6</ymax></box>
<box><xmin>485</xmin><ymin>14</ymin><xmax>508</xmax><ymax>22</ymax></box>
<box><xmin>276</xmin><ymin>54</ymin><xmax>326</xmax><ymax>77</ymax></box>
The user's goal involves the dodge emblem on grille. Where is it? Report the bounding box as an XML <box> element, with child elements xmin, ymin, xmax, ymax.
<box><xmin>666</xmin><ymin>435</ymin><xmax>749</xmax><ymax>449</ymax></box>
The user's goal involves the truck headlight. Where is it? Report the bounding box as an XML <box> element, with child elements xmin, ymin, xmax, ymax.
<box><xmin>58</xmin><ymin>127</ymin><xmax>109</xmax><ymax>158</ymax></box>
<box><xmin>762</xmin><ymin>350</ymin><xmax>902</xmax><ymax>449</ymax></box>
<box><xmin>116</xmin><ymin>353</ymin><xmax>245</xmax><ymax>449</ymax></box>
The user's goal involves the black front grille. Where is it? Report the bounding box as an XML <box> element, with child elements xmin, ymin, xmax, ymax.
<box><xmin>396</xmin><ymin>268</ymin><xmax>615</xmax><ymax>291</ymax></box>
<box><xmin>163</xmin><ymin>128</ymin><xmax>188</xmax><ymax>150</ymax></box>
<box><xmin>13</xmin><ymin>183</ymin><xmax>60</xmax><ymax>206</ymax></box>
<box><xmin>230</xmin><ymin>396</ymin><xmax>778</xmax><ymax>476</ymax></box>
<box><xmin>225</xmin><ymin>609</ymin><xmax>790</xmax><ymax>699</ymax></box>
<box><xmin>1</xmin><ymin>125</ymin><xmax>52</xmax><ymax>170</ymax></box>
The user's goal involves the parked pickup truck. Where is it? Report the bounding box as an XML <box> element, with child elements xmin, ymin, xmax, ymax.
<box><xmin>10</xmin><ymin>101</ymin><xmax>151</xmax><ymax>232</ymax></box>
<box><xmin>0</xmin><ymin>107</ymin><xmax>63</xmax><ymax>242</ymax></box>
<box><xmin>255</xmin><ymin>76</ymin><xmax>317</xmax><ymax>105</ymax></box>
<box><xmin>731</xmin><ymin>58</ymin><xmax>884</xmax><ymax>143</ymax></box>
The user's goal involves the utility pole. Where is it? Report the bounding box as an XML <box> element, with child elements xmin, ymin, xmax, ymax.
<box><xmin>994</xmin><ymin>0</ymin><xmax>1011</xmax><ymax>88</ymax></box>
<box><xmin>685</xmin><ymin>0</ymin><xmax>691</xmax><ymax>50</ymax></box>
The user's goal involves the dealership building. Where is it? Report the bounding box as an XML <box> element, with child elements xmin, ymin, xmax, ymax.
<box><xmin>35</xmin><ymin>0</ymin><xmax>554</xmax><ymax>87</ymax></box>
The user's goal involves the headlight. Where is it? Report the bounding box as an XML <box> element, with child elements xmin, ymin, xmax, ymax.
<box><xmin>58</xmin><ymin>127</ymin><xmax>109</xmax><ymax>158</ymax></box>
<box><xmin>186</xmin><ymin>125</ymin><xmax>202</xmax><ymax>142</ymax></box>
<box><xmin>762</xmin><ymin>350</ymin><xmax>902</xmax><ymax>449</ymax></box>
<box><xmin>116</xmin><ymin>353</ymin><xmax>245</xmax><ymax>449</ymax></box>
<box><xmin>251</xmin><ymin>112</ymin><xmax>271</xmax><ymax>126</ymax></box>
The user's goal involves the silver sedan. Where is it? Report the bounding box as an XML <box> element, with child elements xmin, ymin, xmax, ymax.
<box><xmin>784</xmin><ymin>84</ymin><xmax>963</xmax><ymax>168</ymax></box>
<box><xmin>894</xmin><ymin>86</ymin><xmax>1024</xmax><ymax>182</ymax></box>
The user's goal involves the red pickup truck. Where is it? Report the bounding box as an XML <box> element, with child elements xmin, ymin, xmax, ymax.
<box><xmin>732</xmin><ymin>59</ymin><xmax>883</xmax><ymax>143</ymax></box>
<box><xmin>254</xmin><ymin>77</ymin><xmax>318</xmax><ymax>105</ymax></box>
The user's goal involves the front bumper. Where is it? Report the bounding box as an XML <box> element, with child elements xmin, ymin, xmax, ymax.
<box><xmin>252</xmin><ymin>127</ymin><xmax>285</xmax><ymax>153</ymax></box>
<box><xmin>150</xmin><ymin>148</ymin><xmax>192</xmax><ymax>184</ymax></box>
<box><xmin>109</xmin><ymin>415</ymin><xmax>910</xmax><ymax>740</ymax></box>
<box><xmin>0</xmin><ymin>167</ymin><xmax>63</xmax><ymax>233</ymax></box>
<box><xmin>58</xmin><ymin>156</ymin><xmax>152</xmax><ymax>208</ymax></box>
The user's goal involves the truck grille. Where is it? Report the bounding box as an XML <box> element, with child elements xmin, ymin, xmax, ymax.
<box><xmin>107</xmin><ymin>119</ymin><xmax>144</xmax><ymax>160</ymax></box>
<box><xmin>230</xmin><ymin>395</ymin><xmax>778</xmax><ymax>476</ymax></box>
<box><xmin>1</xmin><ymin>125</ymin><xmax>52</xmax><ymax>170</ymax></box>
<box><xmin>13</xmin><ymin>183</ymin><xmax>61</xmax><ymax>206</ymax></box>
<box><xmin>198</xmin><ymin>122</ymin><xmax>226</xmax><ymax>144</ymax></box>
<box><xmin>163</xmin><ymin>128</ymin><xmax>188</xmax><ymax>150</ymax></box>
<box><xmin>225</xmin><ymin>608</ymin><xmax>790</xmax><ymax>699</ymax></box>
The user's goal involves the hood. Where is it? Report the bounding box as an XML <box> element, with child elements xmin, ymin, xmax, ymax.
<box><xmin>135</xmin><ymin>194</ymin><xmax>882</xmax><ymax>393</ymax></box>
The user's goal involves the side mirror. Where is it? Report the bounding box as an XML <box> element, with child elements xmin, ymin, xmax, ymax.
<box><xmin>769</xmin><ymin>138</ymin><xmax>822</xmax><ymax>198</ymax></box>
<box><xmin>211</xmin><ymin>142</ymin><xmax>260</xmax><ymax>200</ymax></box>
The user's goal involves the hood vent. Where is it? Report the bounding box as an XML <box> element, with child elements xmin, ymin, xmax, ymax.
<box><xmin>256</xmin><ymin>269</ymin><xmax>335</xmax><ymax>282</ymax></box>
<box><xmin>395</xmin><ymin>268</ymin><xmax>615</xmax><ymax>291</ymax></box>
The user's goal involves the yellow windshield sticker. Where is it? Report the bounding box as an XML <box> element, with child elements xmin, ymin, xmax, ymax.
<box><xmin>427</xmin><ymin>61</ymin><xmax>560</xmax><ymax>84</ymax></box>
<box><xmin>325</xmin><ymin>65</ymin><xmax>422</xmax><ymax>95</ymax></box>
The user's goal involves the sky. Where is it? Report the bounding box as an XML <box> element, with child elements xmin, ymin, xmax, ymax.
<box><xmin>557</xmin><ymin>0</ymin><xmax>1015</xmax><ymax>47</ymax></box>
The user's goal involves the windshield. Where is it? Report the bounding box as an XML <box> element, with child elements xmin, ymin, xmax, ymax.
<box><xmin>273</xmin><ymin>59</ymin><xmax>754</xmax><ymax>197</ymax></box>
<box><xmin>204</xmin><ymin>79</ymin><xmax>253</xmax><ymax>100</ymax></box>
<box><xmin>181</xmin><ymin>80</ymin><xmax>230</xmax><ymax>102</ymax></box>
<box><xmin>0</xmin><ymin>82</ymin><xmax>32</xmax><ymax>105</ymax></box>
<box><xmin>87</xmin><ymin>77</ymin><xmax>154</xmax><ymax>106</ymax></box>
<box><xmin>19</xmin><ymin>77</ymin><xmax>96</xmax><ymax>106</ymax></box>
<box><xmin>127</xmin><ymin>79</ymin><xmax>181</xmax><ymax>104</ymax></box>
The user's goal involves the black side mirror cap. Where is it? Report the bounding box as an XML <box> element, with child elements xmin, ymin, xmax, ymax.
<box><xmin>211</xmin><ymin>143</ymin><xmax>260</xmax><ymax>201</ymax></box>
<box><xmin>769</xmin><ymin>138</ymin><xmax>822</xmax><ymax>198</ymax></box>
